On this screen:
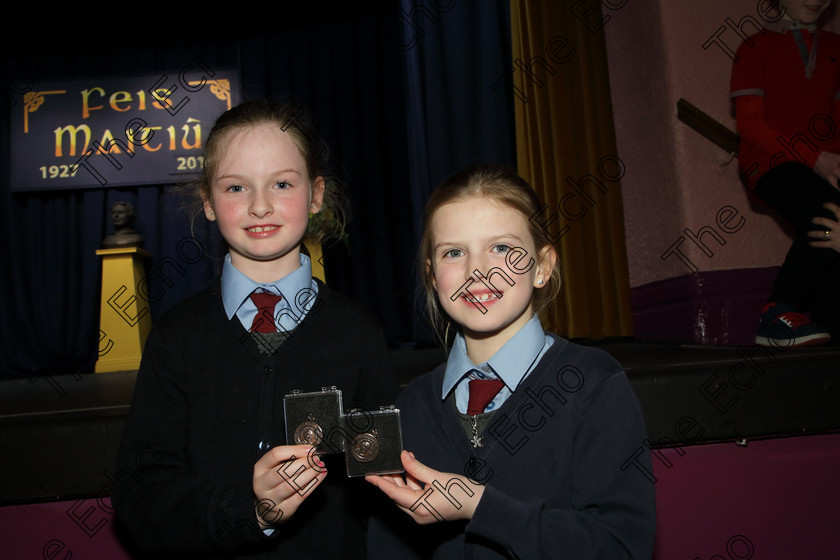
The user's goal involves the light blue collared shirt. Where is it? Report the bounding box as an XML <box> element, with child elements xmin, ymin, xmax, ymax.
<box><xmin>442</xmin><ymin>314</ymin><xmax>554</xmax><ymax>414</ymax></box>
<box><xmin>221</xmin><ymin>253</ymin><xmax>319</xmax><ymax>332</ymax></box>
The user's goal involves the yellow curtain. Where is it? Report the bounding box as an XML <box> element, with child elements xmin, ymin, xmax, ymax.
<box><xmin>510</xmin><ymin>0</ymin><xmax>632</xmax><ymax>339</ymax></box>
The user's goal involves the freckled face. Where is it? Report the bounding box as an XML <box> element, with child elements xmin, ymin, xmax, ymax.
<box><xmin>204</xmin><ymin>124</ymin><xmax>324</xmax><ymax>282</ymax></box>
<box><xmin>782</xmin><ymin>0</ymin><xmax>832</xmax><ymax>24</ymax></box>
<box><xmin>429</xmin><ymin>196</ymin><xmax>552</xmax><ymax>349</ymax></box>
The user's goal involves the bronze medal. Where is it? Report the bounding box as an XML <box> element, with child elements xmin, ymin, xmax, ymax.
<box><xmin>350</xmin><ymin>431</ymin><xmax>379</xmax><ymax>463</ymax></box>
<box><xmin>294</xmin><ymin>419</ymin><xmax>323</xmax><ymax>446</ymax></box>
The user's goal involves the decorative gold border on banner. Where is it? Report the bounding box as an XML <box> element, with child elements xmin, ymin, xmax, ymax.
<box><xmin>189</xmin><ymin>79</ymin><xmax>232</xmax><ymax>110</ymax></box>
<box><xmin>23</xmin><ymin>90</ymin><xmax>65</xmax><ymax>133</ymax></box>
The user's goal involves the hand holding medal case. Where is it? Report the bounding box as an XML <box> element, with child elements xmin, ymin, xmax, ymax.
<box><xmin>284</xmin><ymin>387</ymin><xmax>344</xmax><ymax>454</ymax></box>
<box><xmin>343</xmin><ymin>405</ymin><xmax>404</xmax><ymax>477</ymax></box>
<box><xmin>283</xmin><ymin>387</ymin><xmax>404</xmax><ymax>477</ymax></box>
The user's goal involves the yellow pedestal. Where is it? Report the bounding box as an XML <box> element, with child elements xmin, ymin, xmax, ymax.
<box><xmin>94</xmin><ymin>247</ymin><xmax>152</xmax><ymax>373</ymax></box>
<box><xmin>304</xmin><ymin>238</ymin><xmax>326</xmax><ymax>283</ymax></box>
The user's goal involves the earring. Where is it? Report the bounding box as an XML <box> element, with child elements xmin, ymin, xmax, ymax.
<box><xmin>537</xmin><ymin>278</ymin><xmax>544</xmax><ymax>285</ymax></box>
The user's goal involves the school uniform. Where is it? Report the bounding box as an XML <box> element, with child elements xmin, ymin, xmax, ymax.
<box><xmin>114</xmin><ymin>254</ymin><xmax>399</xmax><ymax>559</ymax></box>
<box><xmin>367</xmin><ymin>316</ymin><xmax>656</xmax><ymax>559</ymax></box>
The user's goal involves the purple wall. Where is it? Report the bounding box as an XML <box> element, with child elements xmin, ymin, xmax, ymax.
<box><xmin>602</xmin><ymin>1</ymin><xmax>840</xmax><ymax>346</ymax></box>
<box><xmin>652</xmin><ymin>433</ymin><xmax>840</xmax><ymax>559</ymax></box>
<box><xmin>631</xmin><ymin>267</ymin><xmax>779</xmax><ymax>346</ymax></box>
<box><xmin>0</xmin><ymin>496</ymin><xmax>131</xmax><ymax>560</ymax></box>
<box><xmin>2</xmin><ymin>432</ymin><xmax>838</xmax><ymax>559</ymax></box>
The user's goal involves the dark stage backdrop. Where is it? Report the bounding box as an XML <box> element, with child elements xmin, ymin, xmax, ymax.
<box><xmin>0</xmin><ymin>2</ymin><xmax>516</xmax><ymax>378</ymax></box>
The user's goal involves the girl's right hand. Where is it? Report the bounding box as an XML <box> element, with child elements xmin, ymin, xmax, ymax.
<box><xmin>814</xmin><ymin>151</ymin><xmax>840</xmax><ymax>189</ymax></box>
<box><xmin>253</xmin><ymin>444</ymin><xmax>327</xmax><ymax>529</ymax></box>
<box><xmin>365</xmin><ymin>450</ymin><xmax>484</xmax><ymax>525</ymax></box>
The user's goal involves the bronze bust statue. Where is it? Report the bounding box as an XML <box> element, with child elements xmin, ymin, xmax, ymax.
<box><xmin>103</xmin><ymin>201</ymin><xmax>145</xmax><ymax>248</ymax></box>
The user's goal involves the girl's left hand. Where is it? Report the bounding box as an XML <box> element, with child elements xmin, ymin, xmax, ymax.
<box><xmin>809</xmin><ymin>202</ymin><xmax>840</xmax><ymax>252</ymax></box>
<box><xmin>365</xmin><ymin>450</ymin><xmax>484</xmax><ymax>525</ymax></box>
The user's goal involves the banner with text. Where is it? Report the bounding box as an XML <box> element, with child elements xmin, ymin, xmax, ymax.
<box><xmin>10</xmin><ymin>67</ymin><xmax>241</xmax><ymax>191</ymax></box>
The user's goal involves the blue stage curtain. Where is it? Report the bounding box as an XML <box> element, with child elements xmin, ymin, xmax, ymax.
<box><xmin>230</xmin><ymin>13</ymin><xmax>419</xmax><ymax>349</ymax></box>
<box><xmin>398</xmin><ymin>0</ymin><xmax>517</xmax><ymax>342</ymax></box>
<box><xmin>0</xmin><ymin>41</ymin><xmax>228</xmax><ymax>379</ymax></box>
<box><xmin>0</xmin><ymin>3</ymin><xmax>514</xmax><ymax>377</ymax></box>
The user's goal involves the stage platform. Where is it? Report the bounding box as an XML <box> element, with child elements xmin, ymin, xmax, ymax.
<box><xmin>1</xmin><ymin>340</ymin><xmax>839</xmax><ymax>505</ymax></box>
